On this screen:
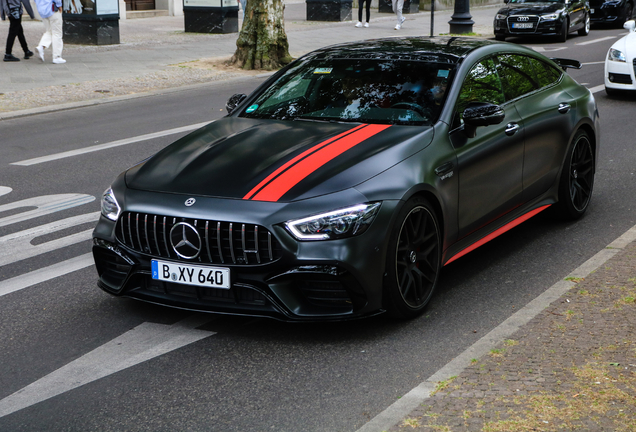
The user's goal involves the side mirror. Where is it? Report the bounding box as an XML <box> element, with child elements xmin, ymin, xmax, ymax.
<box><xmin>462</xmin><ymin>102</ymin><xmax>505</xmax><ymax>138</ymax></box>
<box><xmin>226</xmin><ymin>94</ymin><xmax>247</xmax><ymax>115</ymax></box>
<box><xmin>624</xmin><ymin>20</ymin><xmax>636</xmax><ymax>32</ymax></box>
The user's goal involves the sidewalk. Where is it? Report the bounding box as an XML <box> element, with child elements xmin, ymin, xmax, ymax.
<box><xmin>382</xmin><ymin>230</ymin><xmax>636</xmax><ymax>431</ymax></box>
<box><xmin>0</xmin><ymin>3</ymin><xmax>499</xmax><ymax>115</ymax></box>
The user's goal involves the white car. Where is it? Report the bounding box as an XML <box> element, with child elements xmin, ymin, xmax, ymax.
<box><xmin>605</xmin><ymin>20</ymin><xmax>636</xmax><ymax>95</ymax></box>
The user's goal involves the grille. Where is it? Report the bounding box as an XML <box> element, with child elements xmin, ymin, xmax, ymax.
<box><xmin>507</xmin><ymin>15</ymin><xmax>539</xmax><ymax>33</ymax></box>
<box><xmin>116</xmin><ymin>212</ymin><xmax>282</xmax><ymax>265</ymax></box>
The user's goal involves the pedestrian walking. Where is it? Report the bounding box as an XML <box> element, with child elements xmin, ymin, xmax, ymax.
<box><xmin>355</xmin><ymin>0</ymin><xmax>371</xmax><ymax>28</ymax></box>
<box><xmin>1</xmin><ymin>0</ymin><xmax>35</xmax><ymax>62</ymax></box>
<box><xmin>392</xmin><ymin>0</ymin><xmax>405</xmax><ymax>30</ymax></box>
<box><xmin>34</xmin><ymin>0</ymin><xmax>65</xmax><ymax>64</ymax></box>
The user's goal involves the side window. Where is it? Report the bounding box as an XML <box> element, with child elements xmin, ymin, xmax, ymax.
<box><xmin>527</xmin><ymin>57</ymin><xmax>562</xmax><ymax>88</ymax></box>
<box><xmin>497</xmin><ymin>54</ymin><xmax>539</xmax><ymax>101</ymax></box>
<box><xmin>454</xmin><ymin>57</ymin><xmax>505</xmax><ymax>127</ymax></box>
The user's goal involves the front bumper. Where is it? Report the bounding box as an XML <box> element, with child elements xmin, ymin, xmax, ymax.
<box><xmin>494</xmin><ymin>17</ymin><xmax>565</xmax><ymax>37</ymax></box>
<box><xmin>92</xmin><ymin>197</ymin><xmax>400</xmax><ymax>322</ymax></box>
<box><xmin>605</xmin><ymin>57</ymin><xmax>636</xmax><ymax>90</ymax></box>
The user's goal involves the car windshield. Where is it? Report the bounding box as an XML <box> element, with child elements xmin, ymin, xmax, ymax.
<box><xmin>240</xmin><ymin>58</ymin><xmax>455</xmax><ymax>126</ymax></box>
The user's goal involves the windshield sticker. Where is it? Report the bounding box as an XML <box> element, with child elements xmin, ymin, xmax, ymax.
<box><xmin>437</xmin><ymin>70</ymin><xmax>450</xmax><ymax>78</ymax></box>
<box><xmin>246</xmin><ymin>104</ymin><xmax>259</xmax><ymax>113</ymax></box>
<box><xmin>313</xmin><ymin>68</ymin><xmax>333</xmax><ymax>74</ymax></box>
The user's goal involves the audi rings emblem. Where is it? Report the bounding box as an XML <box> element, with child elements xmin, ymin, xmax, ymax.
<box><xmin>170</xmin><ymin>222</ymin><xmax>202</xmax><ymax>259</ymax></box>
<box><xmin>517</xmin><ymin>16</ymin><xmax>530</xmax><ymax>21</ymax></box>
<box><xmin>185</xmin><ymin>198</ymin><xmax>196</xmax><ymax>206</ymax></box>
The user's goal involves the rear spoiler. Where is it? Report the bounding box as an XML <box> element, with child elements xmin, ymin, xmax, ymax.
<box><xmin>550</xmin><ymin>58</ymin><xmax>582</xmax><ymax>71</ymax></box>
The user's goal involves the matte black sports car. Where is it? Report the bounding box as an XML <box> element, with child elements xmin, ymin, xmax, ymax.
<box><xmin>590</xmin><ymin>0</ymin><xmax>634</xmax><ymax>26</ymax></box>
<box><xmin>93</xmin><ymin>37</ymin><xmax>599</xmax><ymax>321</ymax></box>
<box><xmin>494</xmin><ymin>0</ymin><xmax>591</xmax><ymax>42</ymax></box>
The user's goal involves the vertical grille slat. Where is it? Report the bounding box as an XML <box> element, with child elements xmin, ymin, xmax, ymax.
<box><xmin>116</xmin><ymin>212</ymin><xmax>281</xmax><ymax>266</ymax></box>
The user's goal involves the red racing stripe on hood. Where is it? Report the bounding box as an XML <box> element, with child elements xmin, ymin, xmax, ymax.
<box><xmin>244</xmin><ymin>124</ymin><xmax>391</xmax><ymax>202</ymax></box>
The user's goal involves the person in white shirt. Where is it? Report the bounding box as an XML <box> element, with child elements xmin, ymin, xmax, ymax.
<box><xmin>34</xmin><ymin>0</ymin><xmax>65</xmax><ymax>64</ymax></box>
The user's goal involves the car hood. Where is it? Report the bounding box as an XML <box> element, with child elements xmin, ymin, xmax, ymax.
<box><xmin>125</xmin><ymin>117</ymin><xmax>433</xmax><ymax>203</ymax></box>
<box><xmin>498</xmin><ymin>3</ymin><xmax>565</xmax><ymax>15</ymax></box>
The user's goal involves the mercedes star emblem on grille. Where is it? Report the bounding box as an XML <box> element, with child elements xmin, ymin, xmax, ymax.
<box><xmin>185</xmin><ymin>198</ymin><xmax>196</xmax><ymax>206</ymax></box>
<box><xmin>170</xmin><ymin>222</ymin><xmax>202</xmax><ymax>259</ymax></box>
<box><xmin>517</xmin><ymin>16</ymin><xmax>530</xmax><ymax>21</ymax></box>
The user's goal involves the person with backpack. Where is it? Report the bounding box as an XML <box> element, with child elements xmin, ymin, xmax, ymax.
<box><xmin>1</xmin><ymin>0</ymin><xmax>35</xmax><ymax>61</ymax></box>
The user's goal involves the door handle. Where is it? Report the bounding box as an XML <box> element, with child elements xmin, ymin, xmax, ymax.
<box><xmin>558</xmin><ymin>103</ymin><xmax>571</xmax><ymax>114</ymax></box>
<box><xmin>505</xmin><ymin>122</ymin><xmax>520</xmax><ymax>136</ymax></box>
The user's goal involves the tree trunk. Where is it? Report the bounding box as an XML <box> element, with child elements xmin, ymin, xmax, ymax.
<box><xmin>230</xmin><ymin>0</ymin><xmax>293</xmax><ymax>70</ymax></box>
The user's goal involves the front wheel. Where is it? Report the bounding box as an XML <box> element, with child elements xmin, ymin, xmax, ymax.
<box><xmin>578</xmin><ymin>13</ymin><xmax>590</xmax><ymax>36</ymax></box>
<box><xmin>384</xmin><ymin>196</ymin><xmax>442</xmax><ymax>319</ymax></box>
<box><xmin>554</xmin><ymin>130</ymin><xmax>595</xmax><ymax>220</ymax></box>
<box><xmin>558</xmin><ymin>19</ymin><xmax>569</xmax><ymax>43</ymax></box>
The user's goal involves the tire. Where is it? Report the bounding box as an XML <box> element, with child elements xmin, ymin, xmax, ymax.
<box><xmin>578</xmin><ymin>13</ymin><xmax>590</xmax><ymax>36</ymax></box>
<box><xmin>495</xmin><ymin>34</ymin><xmax>506</xmax><ymax>41</ymax></box>
<box><xmin>554</xmin><ymin>130</ymin><xmax>595</xmax><ymax>220</ymax></box>
<box><xmin>558</xmin><ymin>19</ymin><xmax>569</xmax><ymax>42</ymax></box>
<box><xmin>383</xmin><ymin>196</ymin><xmax>442</xmax><ymax>319</ymax></box>
<box><xmin>625</xmin><ymin>3</ymin><xmax>634</xmax><ymax>22</ymax></box>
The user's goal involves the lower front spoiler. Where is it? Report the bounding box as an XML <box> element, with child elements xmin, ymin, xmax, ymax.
<box><xmin>93</xmin><ymin>239</ymin><xmax>381</xmax><ymax>322</ymax></box>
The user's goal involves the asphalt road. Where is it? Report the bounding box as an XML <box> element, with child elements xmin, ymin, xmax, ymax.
<box><xmin>1</xmin><ymin>29</ymin><xmax>635</xmax><ymax>431</ymax></box>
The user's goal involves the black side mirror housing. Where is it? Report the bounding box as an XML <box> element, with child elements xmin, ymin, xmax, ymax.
<box><xmin>226</xmin><ymin>94</ymin><xmax>247</xmax><ymax>115</ymax></box>
<box><xmin>462</xmin><ymin>102</ymin><xmax>505</xmax><ymax>138</ymax></box>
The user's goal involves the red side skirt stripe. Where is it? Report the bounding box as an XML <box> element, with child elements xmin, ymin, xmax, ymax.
<box><xmin>444</xmin><ymin>204</ymin><xmax>551</xmax><ymax>266</ymax></box>
<box><xmin>244</xmin><ymin>124</ymin><xmax>390</xmax><ymax>202</ymax></box>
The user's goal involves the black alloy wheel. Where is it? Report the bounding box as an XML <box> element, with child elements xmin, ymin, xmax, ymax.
<box><xmin>555</xmin><ymin>130</ymin><xmax>595</xmax><ymax>220</ymax></box>
<box><xmin>384</xmin><ymin>196</ymin><xmax>441</xmax><ymax>319</ymax></box>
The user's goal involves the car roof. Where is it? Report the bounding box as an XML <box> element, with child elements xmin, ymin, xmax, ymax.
<box><xmin>303</xmin><ymin>37</ymin><xmax>501</xmax><ymax>65</ymax></box>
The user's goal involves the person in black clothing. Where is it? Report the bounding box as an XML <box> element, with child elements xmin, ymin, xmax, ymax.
<box><xmin>354</xmin><ymin>0</ymin><xmax>371</xmax><ymax>28</ymax></box>
<box><xmin>1</xmin><ymin>0</ymin><xmax>34</xmax><ymax>61</ymax></box>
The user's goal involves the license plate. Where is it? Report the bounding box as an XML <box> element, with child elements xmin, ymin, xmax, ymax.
<box><xmin>152</xmin><ymin>260</ymin><xmax>230</xmax><ymax>289</ymax></box>
<box><xmin>512</xmin><ymin>23</ymin><xmax>534</xmax><ymax>29</ymax></box>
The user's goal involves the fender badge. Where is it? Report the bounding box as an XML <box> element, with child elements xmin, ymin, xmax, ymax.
<box><xmin>185</xmin><ymin>198</ymin><xmax>196</xmax><ymax>207</ymax></box>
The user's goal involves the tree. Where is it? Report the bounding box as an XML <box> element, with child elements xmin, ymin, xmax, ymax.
<box><xmin>230</xmin><ymin>0</ymin><xmax>293</xmax><ymax>70</ymax></box>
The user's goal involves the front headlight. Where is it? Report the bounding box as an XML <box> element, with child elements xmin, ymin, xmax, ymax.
<box><xmin>285</xmin><ymin>202</ymin><xmax>381</xmax><ymax>241</ymax></box>
<box><xmin>496</xmin><ymin>13</ymin><xmax>507</xmax><ymax>20</ymax></box>
<box><xmin>608</xmin><ymin>48</ymin><xmax>626</xmax><ymax>62</ymax></box>
<box><xmin>540</xmin><ymin>12</ymin><xmax>561</xmax><ymax>20</ymax></box>
<box><xmin>101</xmin><ymin>187</ymin><xmax>121</xmax><ymax>221</ymax></box>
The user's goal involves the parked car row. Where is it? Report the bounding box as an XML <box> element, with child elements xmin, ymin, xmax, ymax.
<box><xmin>494</xmin><ymin>0</ymin><xmax>635</xmax><ymax>42</ymax></box>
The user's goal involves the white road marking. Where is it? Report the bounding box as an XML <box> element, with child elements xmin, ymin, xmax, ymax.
<box><xmin>532</xmin><ymin>46</ymin><xmax>567</xmax><ymax>52</ymax></box>
<box><xmin>589</xmin><ymin>84</ymin><xmax>605</xmax><ymax>94</ymax></box>
<box><xmin>0</xmin><ymin>194</ymin><xmax>95</xmax><ymax>228</ymax></box>
<box><xmin>0</xmin><ymin>253</ymin><xmax>94</xmax><ymax>297</ymax></box>
<box><xmin>581</xmin><ymin>61</ymin><xmax>605</xmax><ymax>66</ymax></box>
<box><xmin>576</xmin><ymin>36</ymin><xmax>617</xmax><ymax>46</ymax></box>
<box><xmin>357</xmin><ymin>223</ymin><xmax>636</xmax><ymax>432</ymax></box>
<box><xmin>0</xmin><ymin>187</ymin><xmax>11</xmax><ymax>198</ymax></box>
<box><xmin>11</xmin><ymin>122</ymin><xmax>210</xmax><ymax>166</ymax></box>
<box><xmin>0</xmin><ymin>212</ymin><xmax>100</xmax><ymax>266</ymax></box>
<box><xmin>0</xmin><ymin>315</ymin><xmax>215</xmax><ymax>418</ymax></box>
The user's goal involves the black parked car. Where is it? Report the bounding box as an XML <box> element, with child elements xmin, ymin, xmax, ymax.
<box><xmin>93</xmin><ymin>37</ymin><xmax>599</xmax><ymax>322</ymax></box>
<box><xmin>494</xmin><ymin>0</ymin><xmax>591</xmax><ymax>42</ymax></box>
<box><xmin>590</xmin><ymin>0</ymin><xmax>634</xmax><ymax>26</ymax></box>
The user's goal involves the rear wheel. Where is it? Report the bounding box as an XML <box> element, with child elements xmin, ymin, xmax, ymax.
<box><xmin>578</xmin><ymin>13</ymin><xmax>590</xmax><ymax>36</ymax></box>
<box><xmin>554</xmin><ymin>130</ymin><xmax>595</xmax><ymax>220</ymax></box>
<box><xmin>384</xmin><ymin>197</ymin><xmax>441</xmax><ymax>319</ymax></box>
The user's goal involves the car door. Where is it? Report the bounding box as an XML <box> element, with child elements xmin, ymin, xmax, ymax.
<box><xmin>567</xmin><ymin>0</ymin><xmax>586</xmax><ymax>29</ymax></box>
<box><xmin>449</xmin><ymin>56</ymin><xmax>525</xmax><ymax>240</ymax></box>
<box><xmin>496</xmin><ymin>54</ymin><xmax>577</xmax><ymax>201</ymax></box>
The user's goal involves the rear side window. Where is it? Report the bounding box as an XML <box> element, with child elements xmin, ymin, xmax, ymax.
<box><xmin>496</xmin><ymin>54</ymin><xmax>538</xmax><ymax>101</ymax></box>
